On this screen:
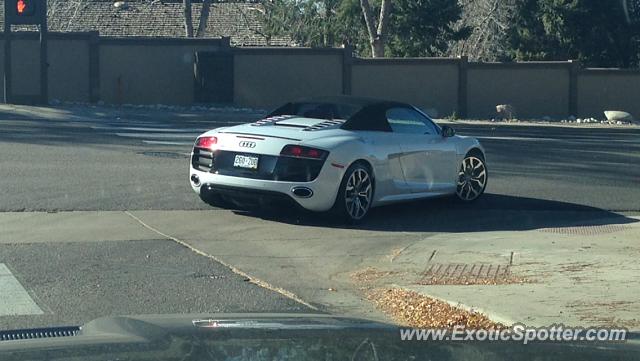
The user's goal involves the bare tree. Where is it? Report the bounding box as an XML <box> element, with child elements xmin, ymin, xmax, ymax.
<box><xmin>448</xmin><ymin>0</ymin><xmax>518</xmax><ymax>61</ymax></box>
<box><xmin>183</xmin><ymin>0</ymin><xmax>194</xmax><ymax>37</ymax></box>
<box><xmin>360</xmin><ymin>0</ymin><xmax>391</xmax><ymax>57</ymax></box>
<box><xmin>195</xmin><ymin>0</ymin><xmax>212</xmax><ymax>37</ymax></box>
<box><xmin>47</xmin><ymin>0</ymin><xmax>88</xmax><ymax>31</ymax></box>
<box><xmin>235</xmin><ymin>3</ymin><xmax>276</xmax><ymax>46</ymax></box>
<box><xmin>183</xmin><ymin>0</ymin><xmax>214</xmax><ymax>37</ymax></box>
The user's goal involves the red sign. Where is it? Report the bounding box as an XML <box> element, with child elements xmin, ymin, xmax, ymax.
<box><xmin>5</xmin><ymin>0</ymin><xmax>45</xmax><ymax>24</ymax></box>
<box><xmin>16</xmin><ymin>0</ymin><xmax>26</xmax><ymax>14</ymax></box>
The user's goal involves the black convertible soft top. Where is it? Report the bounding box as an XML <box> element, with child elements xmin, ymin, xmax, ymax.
<box><xmin>268</xmin><ymin>96</ymin><xmax>414</xmax><ymax>132</ymax></box>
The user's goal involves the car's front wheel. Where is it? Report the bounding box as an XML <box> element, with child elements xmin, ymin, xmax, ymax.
<box><xmin>332</xmin><ymin>163</ymin><xmax>373</xmax><ymax>222</ymax></box>
<box><xmin>456</xmin><ymin>153</ymin><xmax>487</xmax><ymax>202</ymax></box>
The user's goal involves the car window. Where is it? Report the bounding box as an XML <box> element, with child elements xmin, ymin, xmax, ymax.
<box><xmin>343</xmin><ymin>104</ymin><xmax>393</xmax><ymax>132</ymax></box>
<box><xmin>386</xmin><ymin>107</ymin><xmax>439</xmax><ymax>135</ymax></box>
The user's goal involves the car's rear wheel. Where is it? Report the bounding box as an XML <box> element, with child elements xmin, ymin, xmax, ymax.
<box><xmin>456</xmin><ymin>153</ymin><xmax>487</xmax><ymax>202</ymax></box>
<box><xmin>332</xmin><ymin>163</ymin><xmax>373</xmax><ymax>222</ymax></box>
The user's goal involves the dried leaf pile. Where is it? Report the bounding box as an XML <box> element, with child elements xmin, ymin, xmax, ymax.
<box><xmin>367</xmin><ymin>288</ymin><xmax>505</xmax><ymax>330</ymax></box>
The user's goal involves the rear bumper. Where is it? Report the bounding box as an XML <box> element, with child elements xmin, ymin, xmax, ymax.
<box><xmin>189</xmin><ymin>162</ymin><xmax>343</xmax><ymax>212</ymax></box>
<box><xmin>200</xmin><ymin>184</ymin><xmax>302</xmax><ymax>210</ymax></box>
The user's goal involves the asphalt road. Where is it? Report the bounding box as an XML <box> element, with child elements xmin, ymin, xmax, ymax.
<box><xmin>1</xmin><ymin>105</ymin><xmax>639</xmax><ymax>330</ymax></box>
<box><xmin>1</xmin><ymin>106</ymin><xmax>638</xmax><ymax>212</ymax></box>
<box><xmin>0</xmin><ymin>240</ymin><xmax>308</xmax><ymax>329</ymax></box>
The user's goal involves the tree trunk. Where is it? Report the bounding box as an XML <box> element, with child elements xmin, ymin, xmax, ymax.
<box><xmin>360</xmin><ymin>0</ymin><xmax>391</xmax><ymax>57</ymax></box>
<box><xmin>195</xmin><ymin>0</ymin><xmax>212</xmax><ymax>38</ymax></box>
<box><xmin>360</xmin><ymin>0</ymin><xmax>378</xmax><ymax>56</ymax></box>
<box><xmin>371</xmin><ymin>38</ymin><xmax>385</xmax><ymax>57</ymax></box>
<box><xmin>183</xmin><ymin>0</ymin><xmax>194</xmax><ymax>37</ymax></box>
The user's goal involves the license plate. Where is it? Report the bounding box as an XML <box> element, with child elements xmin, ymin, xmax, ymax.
<box><xmin>233</xmin><ymin>154</ymin><xmax>259</xmax><ymax>170</ymax></box>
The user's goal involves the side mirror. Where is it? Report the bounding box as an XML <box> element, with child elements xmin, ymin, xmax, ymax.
<box><xmin>441</xmin><ymin>125</ymin><xmax>456</xmax><ymax>137</ymax></box>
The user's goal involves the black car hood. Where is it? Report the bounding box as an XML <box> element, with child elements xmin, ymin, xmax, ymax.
<box><xmin>1</xmin><ymin>313</ymin><xmax>639</xmax><ymax>361</ymax></box>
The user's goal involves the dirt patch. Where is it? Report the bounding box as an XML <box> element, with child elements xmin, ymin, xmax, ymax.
<box><xmin>367</xmin><ymin>288</ymin><xmax>504</xmax><ymax>329</ymax></box>
<box><xmin>567</xmin><ymin>300</ymin><xmax>640</xmax><ymax>328</ymax></box>
<box><xmin>387</xmin><ymin>247</ymin><xmax>407</xmax><ymax>262</ymax></box>
<box><xmin>559</xmin><ymin>262</ymin><xmax>598</xmax><ymax>273</ymax></box>
<box><xmin>351</xmin><ymin>267</ymin><xmax>399</xmax><ymax>284</ymax></box>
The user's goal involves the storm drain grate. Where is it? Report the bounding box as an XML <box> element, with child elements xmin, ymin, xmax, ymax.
<box><xmin>539</xmin><ymin>224</ymin><xmax>630</xmax><ymax>236</ymax></box>
<box><xmin>418</xmin><ymin>263</ymin><xmax>527</xmax><ymax>285</ymax></box>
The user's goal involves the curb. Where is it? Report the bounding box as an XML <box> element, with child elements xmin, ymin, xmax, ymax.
<box><xmin>438</xmin><ymin>119</ymin><xmax>640</xmax><ymax>129</ymax></box>
<box><xmin>400</xmin><ymin>285</ymin><xmax>518</xmax><ymax>327</ymax></box>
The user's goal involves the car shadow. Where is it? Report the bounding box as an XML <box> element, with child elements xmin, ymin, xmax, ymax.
<box><xmin>235</xmin><ymin>193</ymin><xmax>638</xmax><ymax>233</ymax></box>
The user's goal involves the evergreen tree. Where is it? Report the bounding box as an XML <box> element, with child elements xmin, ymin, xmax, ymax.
<box><xmin>509</xmin><ymin>0</ymin><xmax>640</xmax><ymax>67</ymax></box>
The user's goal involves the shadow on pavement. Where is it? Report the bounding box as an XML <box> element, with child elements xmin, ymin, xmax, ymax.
<box><xmin>0</xmin><ymin>105</ymin><xmax>262</xmax><ymax>147</ymax></box>
<box><xmin>240</xmin><ymin>193</ymin><xmax>638</xmax><ymax>233</ymax></box>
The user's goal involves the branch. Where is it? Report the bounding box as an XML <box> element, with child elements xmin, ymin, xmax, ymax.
<box><xmin>359</xmin><ymin>0</ymin><xmax>378</xmax><ymax>43</ymax></box>
<box><xmin>377</xmin><ymin>0</ymin><xmax>391</xmax><ymax>37</ymax></box>
<box><xmin>183</xmin><ymin>0</ymin><xmax>194</xmax><ymax>37</ymax></box>
<box><xmin>195</xmin><ymin>0</ymin><xmax>212</xmax><ymax>37</ymax></box>
<box><xmin>236</xmin><ymin>3</ymin><xmax>271</xmax><ymax>45</ymax></box>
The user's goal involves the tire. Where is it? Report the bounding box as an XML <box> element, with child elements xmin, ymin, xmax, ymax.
<box><xmin>455</xmin><ymin>152</ymin><xmax>488</xmax><ymax>202</ymax></box>
<box><xmin>331</xmin><ymin>162</ymin><xmax>374</xmax><ymax>223</ymax></box>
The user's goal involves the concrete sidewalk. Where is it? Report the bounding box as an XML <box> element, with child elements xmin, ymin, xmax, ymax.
<box><xmin>2</xmin><ymin>209</ymin><xmax>638</xmax><ymax>329</ymax></box>
<box><xmin>354</xmin><ymin>218</ymin><xmax>640</xmax><ymax>329</ymax></box>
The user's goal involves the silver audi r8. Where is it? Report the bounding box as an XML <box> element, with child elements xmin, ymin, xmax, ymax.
<box><xmin>190</xmin><ymin>96</ymin><xmax>487</xmax><ymax>221</ymax></box>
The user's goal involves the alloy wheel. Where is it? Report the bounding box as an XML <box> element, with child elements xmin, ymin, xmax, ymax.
<box><xmin>344</xmin><ymin>168</ymin><xmax>373</xmax><ymax>220</ymax></box>
<box><xmin>456</xmin><ymin>156</ymin><xmax>487</xmax><ymax>201</ymax></box>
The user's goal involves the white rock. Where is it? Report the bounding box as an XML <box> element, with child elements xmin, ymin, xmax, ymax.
<box><xmin>616</xmin><ymin>121</ymin><xmax>623</xmax><ymax>125</ymax></box>
<box><xmin>496</xmin><ymin>104</ymin><xmax>515</xmax><ymax>120</ymax></box>
<box><xmin>114</xmin><ymin>1</ymin><xmax>128</xmax><ymax>9</ymax></box>
<box><xmin>576</xmin><ymin>119</ymin><xmax>582</xmax><ymax>124</ymax></box>
<box><xmin>605</xmin><ymin>111</ymin><xmax>633</xmax><ymax>122</ymax></box>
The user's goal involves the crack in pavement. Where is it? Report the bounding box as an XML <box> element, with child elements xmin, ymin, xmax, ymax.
<box><xmin>122</xmin><ymin>211</ymin><xmax>318</xmax><ymax>311</ymax></box>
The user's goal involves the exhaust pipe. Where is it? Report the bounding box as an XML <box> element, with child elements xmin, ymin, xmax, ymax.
<box><xmin>190</xmin><ymin>174</ymin><xmax>201</xmax><ymax>186</ymax></box>
<box><xmin>291</xmin><ymin>187</ymin><xmax>313</xmax><ymax>198</ymax></box>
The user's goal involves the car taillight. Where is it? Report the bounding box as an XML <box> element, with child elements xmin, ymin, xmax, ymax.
<box><xmin>280</xmin><ymin>145</ymin><xmax>328</xmax><ymax>160</ymax></box>
<box><xmin>195</xmin><ymin>136</ymin><xmax>218</xmax><ymax>149</ymax></box>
